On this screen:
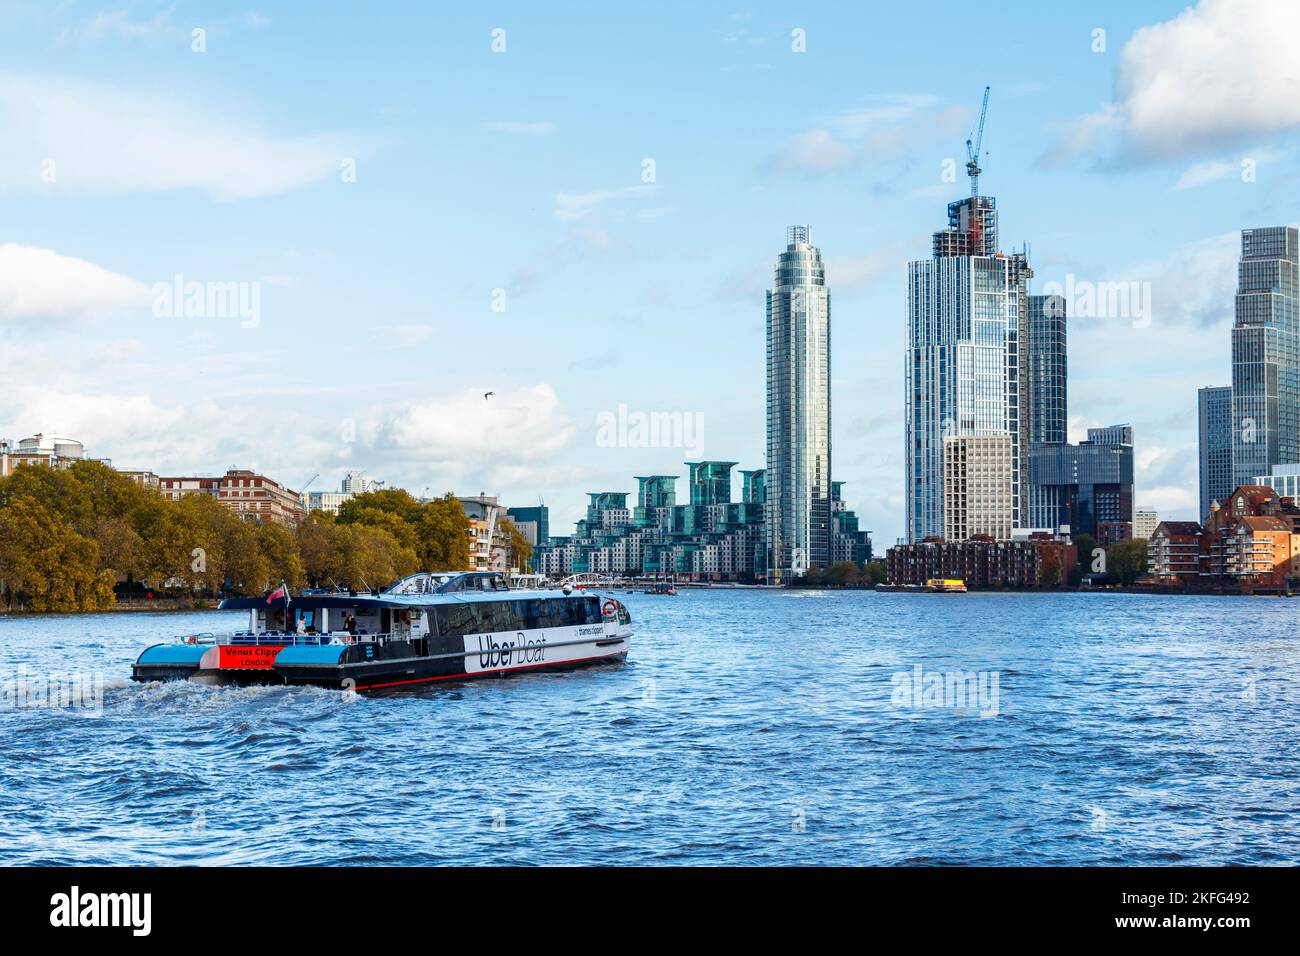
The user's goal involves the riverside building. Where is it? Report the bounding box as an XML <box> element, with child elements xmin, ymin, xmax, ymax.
<box><xmin>766</xmin><ymin>226</ymin><xmax>832</xmax><ymax>581</ymax></box>
<box><xmin>534</xmin><ymin>461</ymin><xmax>871</xmax><ymax>582</ymax></box>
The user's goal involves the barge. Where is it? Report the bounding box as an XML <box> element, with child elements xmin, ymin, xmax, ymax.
<box><xmin>131</xmin><ymin>572</ymin><xmax>632</xmax><ymax>692</ymax></box>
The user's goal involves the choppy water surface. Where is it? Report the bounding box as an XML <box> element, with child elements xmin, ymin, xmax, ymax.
<box><xmin>1</xmin><ymin>590</ymin><xmax>1297</xmax><ymax>865</ymax></box>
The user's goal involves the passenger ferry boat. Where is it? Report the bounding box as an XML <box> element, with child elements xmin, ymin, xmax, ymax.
<box><xmin>131</xmin><ymin>572</ymin><xmax>632</xmax><ymax>692</ymax></box>
<box><xmin>926</xmin><ymin>578</ymin><xmax>968</xmax><ymax>593</ymax></box>
<box><xmin>643</xmin><ymin>581</ymin><xmax>677</xmax><ymax>596</ymax></box>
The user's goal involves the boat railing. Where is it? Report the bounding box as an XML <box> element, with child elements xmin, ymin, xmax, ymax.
<box><xmin>174</xmin><ymin>631</ymin><xmax>411</xmax><ymax>647</ymax></box>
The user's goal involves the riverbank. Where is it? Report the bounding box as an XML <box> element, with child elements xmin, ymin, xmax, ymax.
<box><xmin>0</xmin><ymin>597</ymin><xmax>220</xmax><ymax>616</ymax></box>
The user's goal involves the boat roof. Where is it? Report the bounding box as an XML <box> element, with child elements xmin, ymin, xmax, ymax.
<box><xmin>218</xmin><ymin>572</ymin><xmax>599</xmax><ymax>611</ymax></box>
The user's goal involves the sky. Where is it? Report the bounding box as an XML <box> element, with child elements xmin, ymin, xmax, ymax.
<box><xmin>1</xmin><ymin>0</ymin><xmax>1298</xmax><ymax>548</ymax></box>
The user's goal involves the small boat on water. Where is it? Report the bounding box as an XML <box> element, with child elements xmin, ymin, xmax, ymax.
<box><xmin>927</xmin><ymin>578</ymin><xmax>968</xmax><ymax>593</ymax></box>
<box><xmin>131</xmin><ymin>572</ymin><xmax>632</xmax><ymax>692</ymax></box>
<box><xmin>643</xmin><ymin>580</ymin><xmax>677</xmax><ymax>596</ymax></box>
<box><xmin>876</xmin><ymin>578</ymin><xmax>968</xmax><ymax>593</ymax></box>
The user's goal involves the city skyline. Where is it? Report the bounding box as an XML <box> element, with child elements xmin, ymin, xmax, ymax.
<box><xmin>2</xmin><ymin>1</ymin><xmax>1299</xmax><ymax>547</ymax></box>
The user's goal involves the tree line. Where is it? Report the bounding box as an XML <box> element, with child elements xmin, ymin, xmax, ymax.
<box><xmin>0</xmin><ymin>461</ymin><xmax>531</xmax><ymax>613</ymax></box>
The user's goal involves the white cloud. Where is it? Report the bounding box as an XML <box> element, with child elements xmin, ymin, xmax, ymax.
<box><xmin>375</xmin><ymin>386</ymin><xmax>575</xmax><ymax>465</ymax></box>
<box><xmin>1172</xmin><ymin>149</ymin><xmax>1283</xmax><ymax>190</ymax></box>
<box><xmin>768</xmin><ymin>94</ymin><xmax>968</xmax><ymax>175</ymax></box>
<box><xmin>0</xmin><ymin>72</ymin><xmax>351</xmax><ymax>200</ymax></box>
<box><xmin>1173</xmin><ymin>158</ymin><xmax>1240</xmax><ymax>191</ymax></box>
<box><xmin>1044</xmin><ymin>0</ymin><xmax>1300</xmax><ymax>167</ymax></box>
<box><xmin>553</xmin><ymin>185</ymin><xmax>655</xmax><ymax>221</ymax></box>
<box><xmin>0</xmin><ymin>244</ymin><xmax>149</xmax><ymax>325</ymax></box>
<box><xmin>825</xmin><ymin>237</ymin><xmax>923</xmax><ymax>290</ymax></box>
<box><xmin>0</xmin><ymin>365</ymin><xmax>577</xmax><ymax>499</ymax></box>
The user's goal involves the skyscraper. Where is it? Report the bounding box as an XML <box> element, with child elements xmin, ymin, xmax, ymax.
<box><xmin>1028</xmin><ymin>425</ymin><xmax>1135</xmax><ymax>541</ymax></box>
<box><xmin>1027</xmin><ymin>294</ymin><xmax>1068</xmax><ymax>445</ymax></box>
<box><xmin>766</xmin><ymin>225</ymin><xmax>831</xmax><ymax>579</ymax></box>
<box><xmin>1231</xmin><ymin>226</ymin><xmax>1299</xmax><ymax>486</ymax></box>
<box><xmin>1197</xmin><ymin>385</ymin><xmax>1234</xmax><ymax>521</ymax></box>
<box><xmin>906</xmin><ymin>196</ymin><xmax>1028</xmax><ymax>541</ymax></box>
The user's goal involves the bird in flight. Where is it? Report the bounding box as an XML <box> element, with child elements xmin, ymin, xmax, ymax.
<box><xmin>484</xmin><ymin>391</ymin><xmax>495</xmax><ymax>400</ymax></box>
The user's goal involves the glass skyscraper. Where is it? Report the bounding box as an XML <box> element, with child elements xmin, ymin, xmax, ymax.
<box><xmin>1197</xmin><ymin>385</ymin><xmax>1234</xmax><ymax>521</ymax></box>
<box><xmin>1028</xmin><ymin>294</ymin><xmax>1067</xmax><ymax>445</ymax></box>
<box><xmin>1029</xmin><ymin>426</ymin><xmax>1135</xmax><ymax>541</ymax></box>
<box><xmin>906</xmin><ymin>197</ymin><xmax>1027</xmax><ymax>542</ymax></box>
<box><xmin>766</xmin><ymin>225</ymin><xmax>831</xmax><ymax>579</ymax></box>
<box><xmin>1231</xmin><ymin>226</ymin><xmax>1299</xmax><ymax>486</ymax></box>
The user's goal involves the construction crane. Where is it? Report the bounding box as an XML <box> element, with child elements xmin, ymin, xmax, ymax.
<box><xmin>299</xmin><ymin>473</ymin><xmax>320</xmax><ymax>495</ymax></box>
<box><xmin>965</xmin><ymin>86</ymin><xmax>990</xmax><ymax>197</ymax></box>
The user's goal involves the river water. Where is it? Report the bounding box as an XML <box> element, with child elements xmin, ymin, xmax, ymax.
<box><xmin>1</xmin><ymin>589</ymin><xmax>1296</xmax><ymax>865</ymax></box>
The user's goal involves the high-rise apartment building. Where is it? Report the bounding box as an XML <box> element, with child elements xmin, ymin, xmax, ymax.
<box><xmin>1133</xmin><ymin>506</ymin><xmax>1159</xmax><ymax>540</ymax></box>
<box><xmin>943</xmin><ymin>434</ymin><xmax>1015</xmax><ymax>541</ymax></box>
<box><xmin>766</xmin><ymin>226</ymin><xmax>831</xmax><ymax>579</ymax></box>
<box><xmin>1198</xmin><ymin>385</ymin><xmax>1234</xmax><ymax>521</ymax></box>
<box><xmin>1231</xmin><ymin>226</ymin><xmax>1299</xmax><ymax>486</ymax></box>
<box><xmin>906</xmin><ymin>196</ymin><xmax>1029</xmax><ymax>541</ymax></box>
<box><xmin>1028</xmin><ymin>294</ymin><xmax>1068</xmax><ymax>445</ymax></box>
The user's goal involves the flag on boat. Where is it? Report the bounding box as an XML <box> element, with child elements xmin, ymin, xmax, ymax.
<box><xmin>266</xmin><ymin>581</ymin><xmax>290</xmax><ymax>606</ymax></box>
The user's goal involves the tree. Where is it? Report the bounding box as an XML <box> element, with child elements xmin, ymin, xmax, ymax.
<box><xmin>94</xmin><ymin>516</ymin><xmax>146</xmax><ymax>582</ymax></box>
<box><xmin>0</xmin><ymin>496</ymin><xmax>114</xmax><ymax>612</ymax></box>
<box><xmin>296</xmin><ymin>512</ymin><xmax>339</xmax><ymax>587</ymax></box>
<box><xmin>862</xmin><ymin>561</ymin><xmax>888</xmax><ymax>587</ymax></box>
<box><xmin>500</xmin><ymin>518</ymin><xmax>533</xmax><ymax>572</ymax></box>
<box><xmin>1038</xmin><ymin>548</ymin><xmax>1063</xmax><ymax>587</ymax></box>
<box><xmin>337</xmin><ymin>489</ymin><xmax>421</xmax><ymax>524</ymax></box>
<box><xmin>257</xmin><ymin>521</ymin><xmax>306</xmax><ymax>591</ymax></box>
<box><xmin>826</xmin><ymin>561</ymin><xmax>861</xmax><ymax>587</ymax></box>
<box><xmin>412</xmin><ymin>494</ymin><xmax>471</xmax><ymax>570</ymax></box>
<box><xmin>1107</xmin><ymin>538</ymin><xmax>1149</xmax><ymax>586</ymax></box>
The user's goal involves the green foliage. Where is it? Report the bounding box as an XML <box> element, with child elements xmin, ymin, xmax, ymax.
<box><xmin>801</xmin><ymin>561</ymin><xmax>877</xmax><ymax>588</ymax></box>
<box><xmin>410</xmin><ymin>494</ymin><xmax>472</xmax><ymax>571</ymax></box>
<box><xmin>1038</xmin><ymin>549</ymin><xmax>1063</xmax><ymax>587</ymax></box>
<box><xmin>1072</xmin><ymin>533</ymin><xmax>1098</xmax><ymax>572</ymax></box>
<box><xmin>1106</xmin><ymin>538</ymin><xmax>1149</xmax><ymax>586</ymax></box>
<box><xmin>0</xmin><ymin>495</ymin><xmax>115</xmax><ymax>612</ymax></box>
<box><xmin>861</xmin><ymin>560</ymin><xmax>888</xmax><ymax>587</ymax></box>
<box><xmin>500</xmin><ymin>518</ymin><xmax>533</xmax><ymax>571</ymax></box>
<box><xmin>334</xmin><ymin>489</ymin><xmax>470</xmax><ymax>573</ymax></box>
<box><xmin>0</xmin><ymin>465</ymin><xmax>484</xmax><ymax>610</ymax></box>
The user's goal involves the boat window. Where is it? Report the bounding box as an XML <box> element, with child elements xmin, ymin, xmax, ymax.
<box><xmin>525</xmin><ymin>599</ymin><xmax>550</xmax><ymax>629</ymax></box>
<box><xmin>436</xmin><ymin>604</ymin><xmax>478</xmax><ymax>636</ymax></box>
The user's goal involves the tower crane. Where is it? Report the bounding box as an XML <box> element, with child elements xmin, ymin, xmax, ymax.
<box><xmin>965</xmin><ymin>86</ymin><xmax>990</xmax><ymax>197</ymax></box>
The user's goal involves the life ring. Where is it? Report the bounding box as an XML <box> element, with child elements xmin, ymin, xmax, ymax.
<box><xmin>345</xmin><ymin>635</ymin><xmax>356</xmax><ymax>645</ymax></box>
<box><xmin>602</xmin><ymin>599</ymin><xmax>618</xmax><ymax>619</ymax></box>
<box><xmin>184</xmin><ymin>634</ymin><xmax>197</xmax><ymax>645</ymax></box>
<box><xmin>399</xmin><ymin>610</ymin><xmax>411</xmax><ymax>625</ymax></box>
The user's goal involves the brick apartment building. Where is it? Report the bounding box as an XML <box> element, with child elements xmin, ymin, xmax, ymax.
<box><xmin>160</xmin><ymin>468</ymin><xmax>304</xmax><ymax>528</ymax></box>
<box><xmin>1147</xmin><ymin>484</ymin><xmax>1300</xmax><ymax>591</ymax></box>
<box><xmin>886</xmin><ymin>535</ymin><xmax>1077</xmax><ymax>589</ymax></box>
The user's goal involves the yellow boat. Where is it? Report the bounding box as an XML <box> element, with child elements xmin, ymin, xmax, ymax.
<box><xmin>926</xmin><ymin>578</ymin><xmax>968</xmax><ymax>593</ymax></box>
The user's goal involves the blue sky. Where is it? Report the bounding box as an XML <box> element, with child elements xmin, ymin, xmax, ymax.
<box><xmin>1</xmin><ymin>0</ymin><xmax>1297</xmax><ymax>546</ymax></box>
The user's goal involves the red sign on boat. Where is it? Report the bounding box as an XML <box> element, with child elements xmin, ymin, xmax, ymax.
<box><xmin>218</xmin><ymin>646</ymin><xmax>285</xmax><ymax>669</ymax></box>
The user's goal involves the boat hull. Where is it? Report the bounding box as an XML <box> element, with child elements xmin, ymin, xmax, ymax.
<box><xmin>132</xmin><ymin>626</ymin><xmax>631</xmax><ymax>693</ymax></box>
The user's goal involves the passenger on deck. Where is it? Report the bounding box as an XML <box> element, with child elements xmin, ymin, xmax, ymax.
<box><xmin>344</xmin><ymin>614</ymin><xmax>357</xmax><ymax>635</ymax></box>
